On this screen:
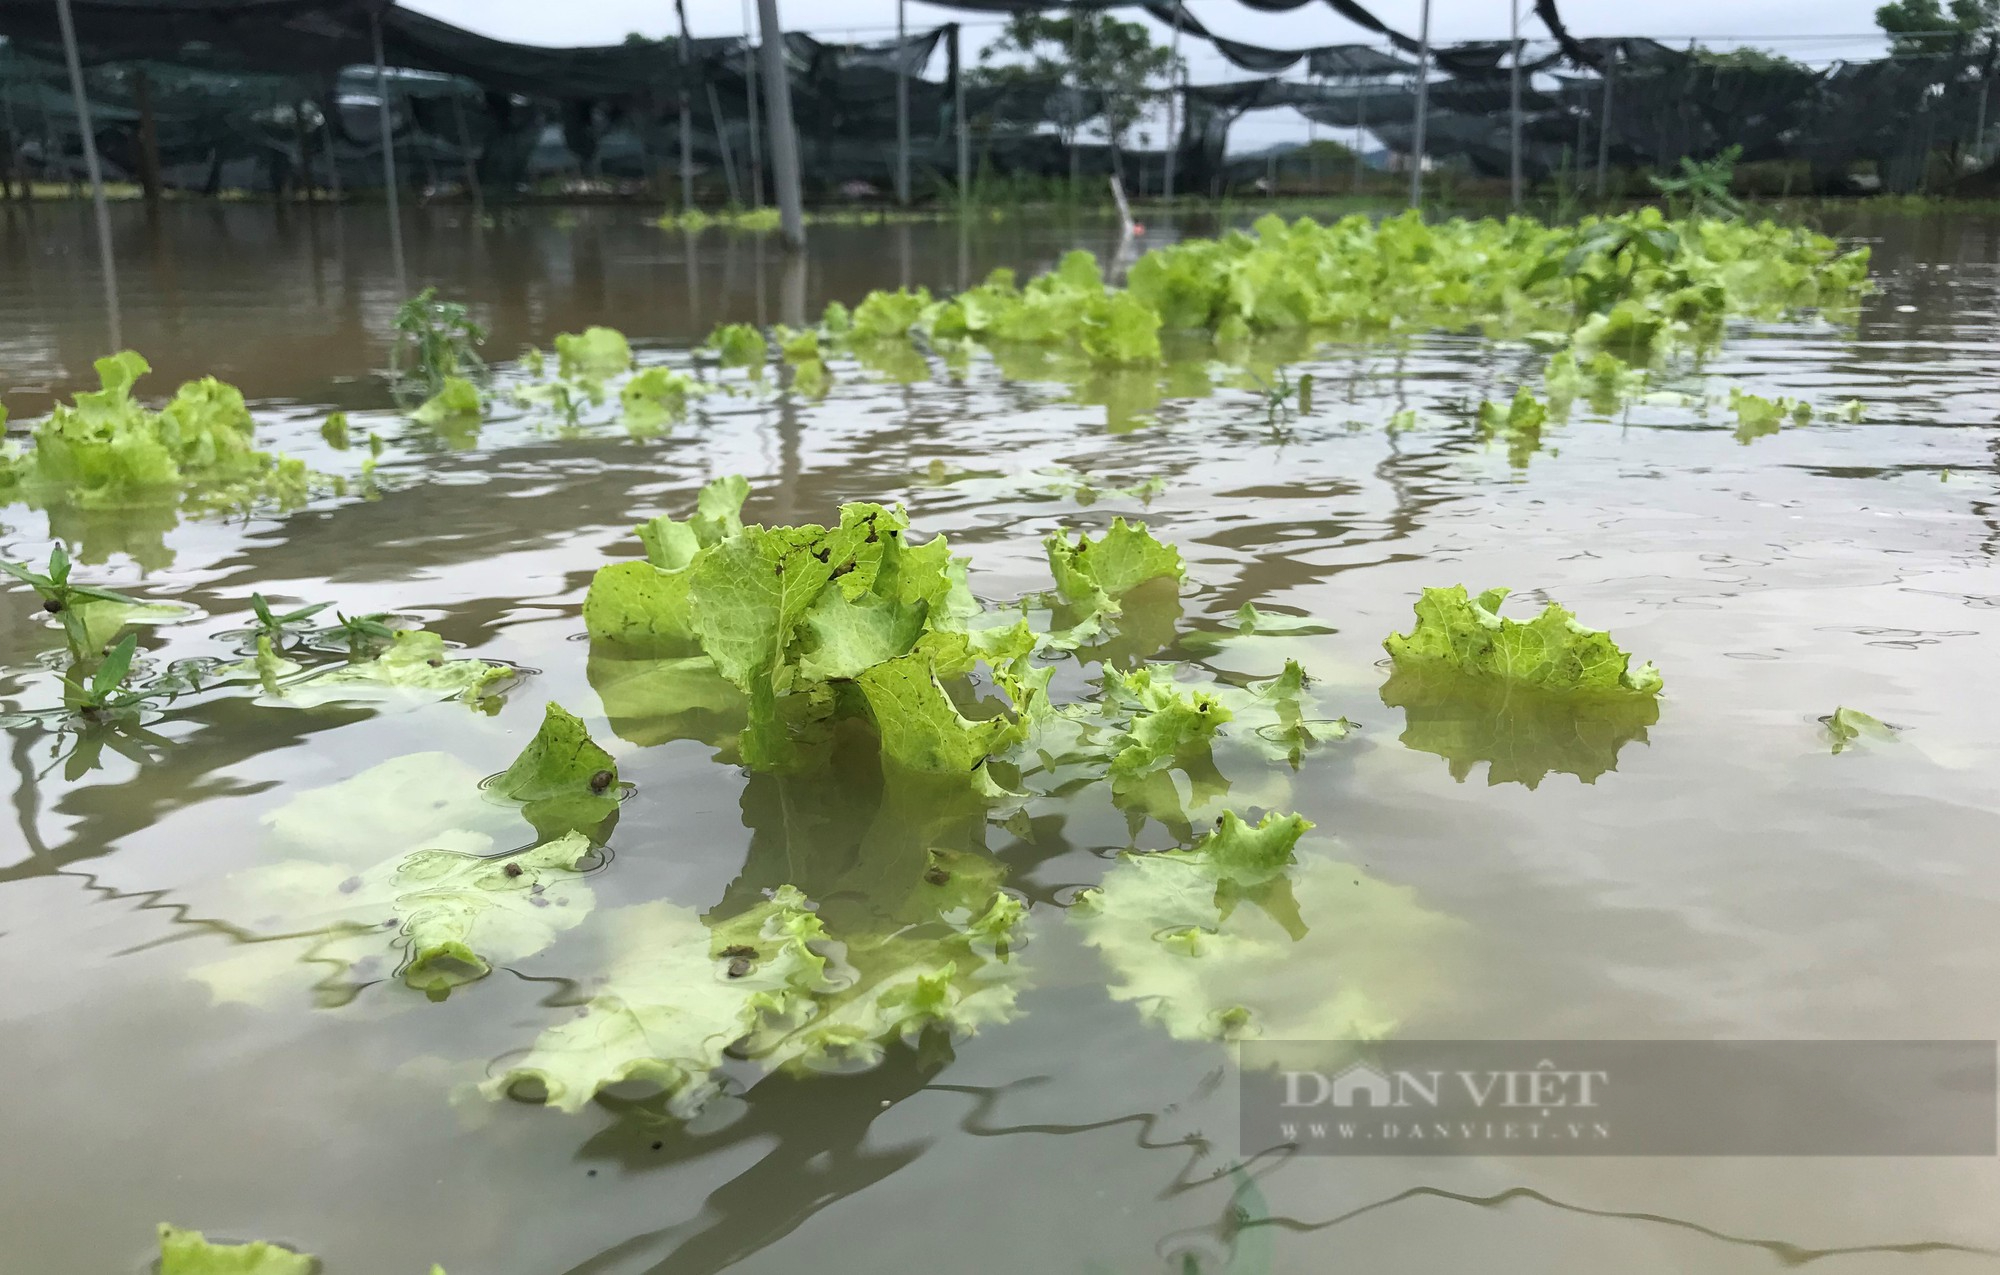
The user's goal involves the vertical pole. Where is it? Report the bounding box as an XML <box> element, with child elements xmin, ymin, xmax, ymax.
<box><xmin>951</xmin><ymin>24</ymin><xmax>969</xmax><ymax>205</ymax></box>
<box><xmin>55</xmin><ymin>0</ymin><xmax>120</xmax><ymax>350</ymax></box>
<box><xmin>451</xmin><ymin>90</ymin><xmax>483</xmax><ymax>217</ymax></box>
<box><xmin>134</xmin><ymin>68</ymin><xmax>162</xmax><ymax>212</ymax></box>
<box><xmin>292</xmin><ymin>97</ymin><xmax>314</xmax><ymax>202</ymax></box>
<box><xmin>370</xmin><ymin>12</ymin><xmax>405</xmax><ymax>290</ymax></box>
<box><xmin>1508</xmin><ymin>0</ymin><xmax>1523</xmax><ymax>210</ymax></box>
<box><xmin>756</xmin><ymin>0</ymin><xmax>805</xmax><ymax>250</ymax></box>
<box><xmin>1354</xmin><ymin>72</ymin><xmax>1366</xmax><ymax>191</ymax></box>
<box><xmin>894</xmin><ymin>0</ymin><xmax>909</xmax><ymax>205</ymax></box>
<box><xmin>742</xmin><ymin>1</ymin><xmax>763</xmax><ymax>207</ymax></box>
<box><xmin>1595</xmin><ymin>48</ymin><xmax>1615</xmax><ymax>199</ymax></box>
<box><xmin>323</xmin><ymin>93</ymin><xmax>343</xmax><ymax>203</ymax></box>
<box><xmin>1408</xmin><ymin>0</ymin><xmax>1431</xmax><ymax>210</ymax></box>
<box><xmin>1974</xmin><ymin>64</ymin><xmax>1991</xmax><ymax>166</ymax></box>
<box><xmin>1164</xmin><ymin>0</ymin><xmax>1183</xmax><ymax>199</ymax></box>
<box><xmin>1068</xmin><ymin>14</ymin><xmax>1082</xmax><ymax>192</ymax></box>
<box><xmin>707</xmin><ymin>81</ymin><xmax>741</xmax><ymax>205</ymax></box>
<box><xmin>1</xmin><ymin>61</ymin><xmax>20</xmax><ymax>202</ymax></box>
<box><xmin>676</xmin><ymin>0</ymin><xmax>695</xmax><ymax>212</ymax></box>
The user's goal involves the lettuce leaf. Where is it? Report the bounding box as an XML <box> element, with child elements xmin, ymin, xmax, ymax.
<box><xmin>279</xmin><ymin>629</ymin><xmax>511</xmax><ymax>707</ymax></box>
<box><xmin>194</xmin><ymin>832</ymin><xmax>596</xmax><ymax>1005</ymax></box>
<box><xmin>495</xmin><ymin>702</ymin><xmax>619</xmax><ymax>837</ymax></box>
<box><xmin>555</xmin><ymin>325</ymin><xmax>633</xmax><ymax>379</ymax></box>
<box><xmin>1075</xmin><ymin>812</ymin><xmax>1455</xmax><ymax>1042</ymax></box>
<box><xmin>1045</xmin><ymin>517</ymin><xmax>1186</xmax><ymax>617</ymax></box>
<box><xmin>1380</xmin><ymin>660</ymin><xmax>1658</xmax><ymax>787</ymax></box>
<box><xmin>158</xmin><ymin>1224</ymin><xmax>314</xmax><ymax>1275</ymax></box>
<box><xmin>487</xmin><ymin>855</ymin><xmax>1027</xmax><ymax>1114</ymax></box>
<box><xmin>411</xmin><ymin>376</ymin><xmax>482</xmax><ymax>425</ymax></box>
<box><xmin>1383</xmin><ymin>585</ymin><xmax>1662</xmax><ymax>695</ymax></box>
<box><xmin>1825</xmin><ymin>706</ymin><xmax>1895</xmax><ymax>754</ymax></box>
<box><xmin>707</xmin><ymin>322</ymin><xmax>769</xmax><ymax>369</ymax></box>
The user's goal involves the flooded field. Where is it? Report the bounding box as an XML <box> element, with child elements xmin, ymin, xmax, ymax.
<box><xmin>3</xmin><ymin>203</ymin><xmax>2000</xmax><ymax>1275</ymax></box>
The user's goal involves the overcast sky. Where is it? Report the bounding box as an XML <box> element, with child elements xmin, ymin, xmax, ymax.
<box><xmin>400</xmin><ymin>0</ymin><xmax>1897</xmax><ymax>149</ymax></box>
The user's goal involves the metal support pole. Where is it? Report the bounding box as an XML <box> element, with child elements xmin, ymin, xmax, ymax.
<box><xmin>1353</xmin><ymin>72</ymin><xmax>1366</xmax><ymax>191</ymax></box>
<box><xmin>370</xmin><ymin>13</ymin><xmax>406</xmax><ymax>289</ymax></box>
<box><xmin>451</xmin><ymin>91</ymin><xmax>483</xmax><ymax>217</ymax></box>
<box><xmin>134</xmin><ymin>68</ymin><xmax>162</xmax><ymax>212</ymax></box>
<box><xmin>756</xmin><ymin>0</ymin><xmax>805</xmax><ymax>250</ymax></box>
<box><xmin>675</xmin><ymin>0</ymin><xmax>695</xmax><ymax>211</ymax></box>
<box><xmin>1068</xmin><ymin>15</ymin><xmax>1082</xmax><ymax>191</ymax></box>
<box><xmin>951</xmin><ymin>23</ymin><xmax>969</xmax><ymax>205</ymax></box>
<box><xmin>742</xmin><ymin>0</ymin><xmax>763</xmax><ymax>206</ymax></box>
<box><xmin>55</xmin><ymin>0</ymin><xmax>120</xmax><ymax>349</ymax></box>
<box><xmin>322</xmin><ymin>94</ymin><xmax>343</xmax><ymax>202</ymax></box>
<box><xmin>1974</xmin><ymin>64</ymin><xmax>1991</xmax><ymax>166</ymax></box>
<box><xmin>292</xmin><ymin>97</ymin><xmax>314</xmax><ymax>202</ymax></box>
<box><xmin>894</xmin><ymin>0</ymin><xmax>910</xmax><ymax>205</ymax></box>
<box><xmin>1408</xmin><ymin>0</ymin><xmax>1431</xmax><ymax>210</ymax></box>
<box><xmin>1</xmin><ymin>63</ymin><xmax>20</xmax><ymax>202</ymax></box>
<box><xmin>707</xmin><ymin>81</ymin><xmax>741</xmax><ymax>206</ymax></box>
<box><xmin>1164</xmin><ymin>0</ymin><xmax>1183</xmax><ymax>199</ymax></box>
<box><xmin>1595</xmin><ymin>49</ymin><xmax>1616</xmax><ymax>199</ymax></box>
<box><xmin>1508</xmin><ymin>0</ymin><xmax>1523</xmax><ymax>210</ymax></box>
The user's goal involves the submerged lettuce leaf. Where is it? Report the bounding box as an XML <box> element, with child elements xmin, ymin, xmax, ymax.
<box><xmin>279</xmin><ymin>629</ymin><xmax>510</xmax><ymax>707</ymax></box>
<box><xmin>555</xmin><ymin>325</ymin><xmax>633</xmax><ymax>379</ymax></box>
<box><xmin>621</xmin><ymin>366</ymin><xmax>698</xmax><ymax>431</ymax></box>
<box><xmin>1383</xmin><ymin>585</ymin><xmax>1662</xmax><ymax>695</ymax></box>
<box><xmin>158</xmin><ymin>1224</ymin><xmax>314</xmax><ymax>1275</ymax></box>
<box><xmin>1098</xmin><ymin>663</ymin><xmax>1233</xmax><ymax>773</ymax></box>
<box><xmin>1045</xmin><ymin>517</ymin><xmax>1186</xmax><ymax>617</ymax></box>
<box><xmin>195</xmin><ymin>832</ymin><xmax>597</xmax><ymax>1005</ymax></box>
<box><xmin>1075</xmin><ymin>812</ymin><xmax>1455</xmax><ymax>1043</ymax></box>
<box><xmin>1380</xmin><ymin>661</ymin><xmax>1658</xmax><ymax>788</ymax></box>
<box><xmin>487</xmin><ymin>856</ymin><xmax>1027</xmax><ymax>1115</ymax></box>
<box><xmin>496</xmin><ymin>702</ymin><xmax>619</xmax><ymax>836</ymax></box>
<box><xmin>0</xmin><ymin>352</ymin><xmax>310</xmax><ymax>512</ymax></box>
<box><xmin>411</xmin><ymin>376</ymin><xmax>483</xmax><ymax>425</ymax></box>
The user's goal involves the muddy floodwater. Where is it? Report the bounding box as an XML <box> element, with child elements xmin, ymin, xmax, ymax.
<box><xmin>4</xmin><ymin>203</ymin><xmax>2000</xmax><ymax>1275</ymax></box>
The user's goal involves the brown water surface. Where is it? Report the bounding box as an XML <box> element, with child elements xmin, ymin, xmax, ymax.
<box><xmin>2</xmin><ymin>202</ymin><xmax>2000</xmax><ymax>1275</ymax></box>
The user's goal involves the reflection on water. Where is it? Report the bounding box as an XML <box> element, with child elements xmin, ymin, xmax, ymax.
<box><xmin>2</xmin><ymin>206</ymin><xmax>2000</xmax><ymax>1274</ymax></box>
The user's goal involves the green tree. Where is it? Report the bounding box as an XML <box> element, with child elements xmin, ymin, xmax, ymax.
<box><xmin>974</xmin><ymin>13</ymin><xmax>1180</xmax><ymax>176</ymax></box>
<box><xmin>1875</xmin><ymin>0</ymin><xmax>1999</xmax><ymax>55</ymax></box>
<box><xmin>1693</xmin><ymin>45</ymin><xmax>1810</xmax><ymax>71</ymax></box>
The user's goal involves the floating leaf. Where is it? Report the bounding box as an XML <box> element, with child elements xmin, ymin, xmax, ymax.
<box><xmin>1824</xmin><ymin>706</ymin><xmax>1896</xmax><ymax>754</ymax></box>
<box><xmin>1383</xmin><ymin>585</ymin><xmax>1662</xmax><ymax>695</ymax></box>
<box><xmin>280</xmin><ymin>629</ymin><xmax>510</xmax><ymax>707</ymax></box>
<box><xmin>158</xmin><ymin>1224</ymin><xmax>313</xmax><ymax>1275</ymax></box>
<box><xmin>495</xmin><ymin>702</ymin><xmax>619</xmax><ymax>837</ymax></box>
<box><xmin>1075</xmin><ymin>812</ymin><xmax>1455</xmax><ymax>1043</ymax></box>
<box><xmin>554</xmin><ymin>325</ymin><xmax>633</xmax><ymax>379</ymax></box>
